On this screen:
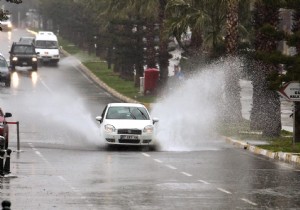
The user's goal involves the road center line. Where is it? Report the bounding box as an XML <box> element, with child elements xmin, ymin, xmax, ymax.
<box><xmin>241</xmin><ymin>198</ymin><xmax>257</xmax><ymax>206</ymax></box>
<box><xmin>154</xmin><ymin>159</ymin><xmax>163</xmax><ymax>163</ymax></box>
<box><xmin>166</xmin><ymin>164</ymin><xmax>177</xmax><ymax>170</ymax></box>
<box><xmin>197</xmin><ymin>180</ymin><xmax>210</xmax><ymax>185</ymax></box>
<box><xmin>217</xmin><ymin>188</ymin><xmax>232</xmax><ymax>194</ymax></box>
<box><xmin>141</xmin><ymin>153</ymin><xmax>150</xmax><ymax>157</ymax></box>
<box><xmin>181</xmin><ymin>172</ymin><xmax>192</xmax><ymax>177</ymax></box>
<box><xmin>39</xmin><ymin>78</ymin><xmax>53</xmax><ymax>94</ymax></box>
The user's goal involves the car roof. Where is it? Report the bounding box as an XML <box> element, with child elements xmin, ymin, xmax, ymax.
<box><xmin>20</xmin><ymin>36</ymin><xmax>35</xmax><ymax>40</ymax></box>
<box><xmin>38</xmin><ymin>31</ymin><xmax>55</xmax><ymax>36</ymax></box>
<box><xmin>13</xmin><ymin>42</ymin><xmax>34</xmax><ymax>46</ymax></box>
<box><xmin>107</xmin><ymin>103</ymin><xmax>145</xmax><ymax>108</ymax></box>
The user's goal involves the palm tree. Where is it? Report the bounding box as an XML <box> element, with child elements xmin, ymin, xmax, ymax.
<box><xmin>250</xmin><ymin>0</ymin><xmax>282</xmax><ymax>137</ymax></box>
<box><xmin>223</xmin><ymin>0</ymin><xmax>243</xmax><ymax>124</ymax></box>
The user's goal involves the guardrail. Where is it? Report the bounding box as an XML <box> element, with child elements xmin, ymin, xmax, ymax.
<box><xmin>7</xmin><ymin>121</ymin><xmax>20</xmax><ymax>152</ymax></box>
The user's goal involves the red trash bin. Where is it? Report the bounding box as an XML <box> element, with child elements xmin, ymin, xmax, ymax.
<box><xmin>144</xmin><ymin>68</ymin><xmax>159</xmax><ymax>94</ymax></box>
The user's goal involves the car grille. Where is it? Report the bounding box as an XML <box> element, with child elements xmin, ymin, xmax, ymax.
<box><xmin>117</xmin><ymin>129</ymin><xmax>142</xmax><ymax>135</ymax></box>
<box><xmin>119</xmin><ymin>139</ymin><xmax>140</xmax><ymax>144</ymax></box>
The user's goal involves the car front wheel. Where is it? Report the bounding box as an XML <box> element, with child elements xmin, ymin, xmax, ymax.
<box><xmin>5</xmin><ymin>79</ymin><xmax>10</xmax><ymax>87</ymax></box>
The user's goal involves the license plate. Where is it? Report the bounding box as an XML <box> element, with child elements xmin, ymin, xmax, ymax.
<box><xmin>22</xmin><ymin>62</ymin><xmax>27</xmax><ymax>65</ymax></box>
<box><xmin>120</xmin><ymin>135</ymin><xmax>138</xmax><ymax>140</ymax></box>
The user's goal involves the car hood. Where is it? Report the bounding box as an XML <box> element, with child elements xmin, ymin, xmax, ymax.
<box><xmin>104</xmin><ymin>119</ymin><xmax>153</xmax><ymax>129</ymax></box>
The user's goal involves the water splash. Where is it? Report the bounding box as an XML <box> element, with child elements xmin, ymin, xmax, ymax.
<box><xmin>151</xmin><ymin>58</ymin><xmax>243</xmax><ymax>151</ymax></box>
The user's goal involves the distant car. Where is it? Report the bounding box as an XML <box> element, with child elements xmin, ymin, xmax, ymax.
<box><xmin>19</xmin><ymin>36</ymin><xmax>35</xmax><ymax>45</ymax></box>
<box><xmin>0</xmin><ymin>54</ymin><xmax>11</xmax><ymax>87</ymax></box>
<box><xmin>0</xmin><ymin>108</ymin><xmax>12</xmax><ymax>149</ymax></box>
<box><xmin>0</xmin><ymin>18</ymin><xmax>12</xmax><ymax>31</ymax></box>
<box><xmin>96</xmin><ymin>103</ymin><xmax>159</xmax><ymax>147</ymax></box>
<box><xmin>9</xmin><ymin>42</ymin><xmax>39</xmax><ymax>71</ymax></box>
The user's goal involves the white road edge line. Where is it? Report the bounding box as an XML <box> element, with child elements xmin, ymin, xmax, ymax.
<box><xmin>181</xmin><ymin>172</ymin><xmax>192</xmax><ymax>177</ymax></box>
<box><xmin>241</xmin><ymin>198</ymin><xmax>258</xmax><ymax>206</ymax></box>
<box><xmin>166</xmin><ymin>164</ymin><xmax>177</xmax><ymax>170</ymax></box>
<box><xmin>198</xmin><ymin>180</ymin><xmax>210</xmax><ymax>185</ymax></box>
<box><xmin>72</xmin><ymin>64</ymin><xmax>93</xmax><ymax>84</ymax></box>
<box><xmin>217</xmin><ymin>188</ymin><xmax>232</xmax><ymax>194</ymax></box>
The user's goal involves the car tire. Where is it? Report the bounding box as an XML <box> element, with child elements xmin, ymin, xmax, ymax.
<box><xmin>5</xmin><ymin>79</ymin><xmax>10</xmax><ymax>87</ymax></box>
<box><xmin>32</xmin><ymin>65</ymin><xmax>38</xmax><ymax>71</ymax></box>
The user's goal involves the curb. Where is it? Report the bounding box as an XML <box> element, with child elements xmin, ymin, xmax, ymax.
<box><xmin>60</xmin><ymin>49</ymin><xmax>140</xmax><ymax>104</ymax></box>
<box><xmin>225</xmin><ymin>137</ymin><xmax>300</xmax><ymax>165</ymax></box>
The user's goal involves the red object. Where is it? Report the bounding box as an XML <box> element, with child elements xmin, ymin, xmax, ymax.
<box><xmin>144</xmin><ymin>68</ymin><xmax>159</xmax><ymax>94</ymax></box>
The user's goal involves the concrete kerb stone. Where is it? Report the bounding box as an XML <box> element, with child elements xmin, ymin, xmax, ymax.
<box><xmin>225</xmin><ymin>137</ymin><xmax>300</xmax><ymax>165</ymax></box>
<box><xmin>60</xmin><ymin>49</ymin><xmax>140</xmax><ymax>104</ymax></box>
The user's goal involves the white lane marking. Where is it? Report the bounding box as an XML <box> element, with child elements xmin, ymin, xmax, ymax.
<box><xmin>241</xmin><ymin>198</ymin><xmax>258</xmax><ymax>206</ymax></box>
<box><xmin>166</xmin><ymin>164</ymin><xmax>177</xmax><ymax>170</ymax></box>
<box><xmin>154</xmin><ymin>159</ymin><xmax>163</xmax><ymax>163</ymax></box>
<box><xmin>39</xmin><ymin>78</ymin><xmax>53</xmax><ymax>94</ymax></box>
<box><xmin>58</xmin><ymin>176</ymin><xmax>66</xmax><ymax>182</ymax></box>
<box><xmin>217</xmin><ymin>188</ymin><xmax>232</xmax><ymax>194</ymax></box>
<box><xmin>198</xmin><ymin>180</ymin><xmax>210</xmax><ymax>185</ymax></box>
<box><xmin>35</xmin><ymin>151</ymin><xmax>42</xmax><ymax>157</ymax></box>
<box><xmin>73</xmin><ymin>64</ymin><xmax>94</xmax><ymax>84</ymax></box>
<box><xmin>181</xmin><ymin>172</ymin><xmax>192</xmax><ymax>177</ymax></box>
<box><xmin>142</xmin><ymin>153</ymin><xmax>150</xmax><ymax>157</ymax></box>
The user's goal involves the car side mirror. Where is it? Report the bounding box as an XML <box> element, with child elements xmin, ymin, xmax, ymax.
<box><xmin>4</xmin><ymin>112</ymin><xmax>12</xmax><ymax>118</ymax></box>
<box><xmin>0</xmin><ymin>136</ymin><xmax>5</xmax><ymax>149</ymax></box>
<box><xmin>96</xmin><ymin>116</ymin><xmax>102</xmax><ymax>123</ymax></box>
<box><xmin>152</xmin><ymin>118</ymin><xmax>159</xmax><ymax>124</ymax></box>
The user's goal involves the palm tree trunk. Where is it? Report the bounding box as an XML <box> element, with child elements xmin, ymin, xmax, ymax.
<box><xmin>223</xmin><ymin>0</ymin><xmax>243</xmax><ymax>123</ymax></box>
<box><xmin>158</xmin><ymin>0</ymin><xmax>171</xmax><ymax>88</ymax></box>
<box><xmin>250</xmin><ymin>0</ymin><xmax>282</xmax><ymax>137</ymax></box>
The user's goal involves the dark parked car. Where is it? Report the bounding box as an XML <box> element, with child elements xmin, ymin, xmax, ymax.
<box><xmin>9</xmin><ymin>42</ymin><xmax>39</xmax><ymax>71</ymax></box>
<box><xmin>0</xmin><ymin>108</ymin><xmax>12</xmax><ymax>149</ymax></box>
<box><xmin>0</xmin><ymin>54</ymin><xmax>11</xmax><ymax>87</ymax></box>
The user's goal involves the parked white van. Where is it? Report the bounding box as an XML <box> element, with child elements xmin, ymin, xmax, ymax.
<box><xmin>35</xmin><ymin>31</ymin><xmax>60</xmax><ymax>64</ymax></box>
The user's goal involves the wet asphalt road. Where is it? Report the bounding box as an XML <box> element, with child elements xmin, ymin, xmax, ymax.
<box><xmin>0</xmin><ymin>29</ymin><xmax>300</xmax><ymax>210</ymax></box>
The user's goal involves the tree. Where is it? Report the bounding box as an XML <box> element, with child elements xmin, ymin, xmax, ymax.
<box><xmin>223</xmin><ymin>0</ymin><xmax>243</xmax><ymax>124</ymax></box>
<box><xmin>0</xmin><ymin>0</ymin><xmax>22</xmax><ymax>31</ymax></box>
<box><xmin>250</xmin><ymin>0</ymin><xmax>283</xmax><ymax>137</ymax></box>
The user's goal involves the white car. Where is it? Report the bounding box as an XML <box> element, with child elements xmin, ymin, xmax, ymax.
<box><xmin>0</xmin><ymin>16</ymin><xmax>12</xmax><ymax>31</ymax></box>
<box><xmin>96</xmin><ymin>103</ymin><xmax>158</xmax><ymax>146</ymax></box>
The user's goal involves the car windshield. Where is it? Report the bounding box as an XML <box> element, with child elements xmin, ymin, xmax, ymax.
<box><xmin>35</xmin><ymin>40</ymin><xmax>58</xmax><ymax>49</ymax></box>
<box><xmin>13</xmin><ymin>45</ymin><xmax>35</xmax><ymax>54</ymax></box>
<box><xmin>106</xmin><ymin>106</ymin><xmax>150</xmax><ymax>120</ymax></box>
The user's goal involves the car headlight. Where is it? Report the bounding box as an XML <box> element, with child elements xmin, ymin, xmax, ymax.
<box><xmin>32</xmin><ymin>57</ymin><xmax>37</xmax><ymax>62</ymax></box>
<box><xmin>143</xmin><ymin>125</ymin><xmax>153</xmax><ymax>134</ymax></box>
<box><xmin>12</xmin><ymin>57</ymin><xmax>18</xmax><ymax>61</ymax></box>
<box><xmin>8</xmin><ymin>23</ymin><xmax>12</xmax><ymax>28</ymax></box>
<box><xmin>104</xmin><ymin>124</ymin><xmax>116</xmax><ymax>133</ymax></box>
